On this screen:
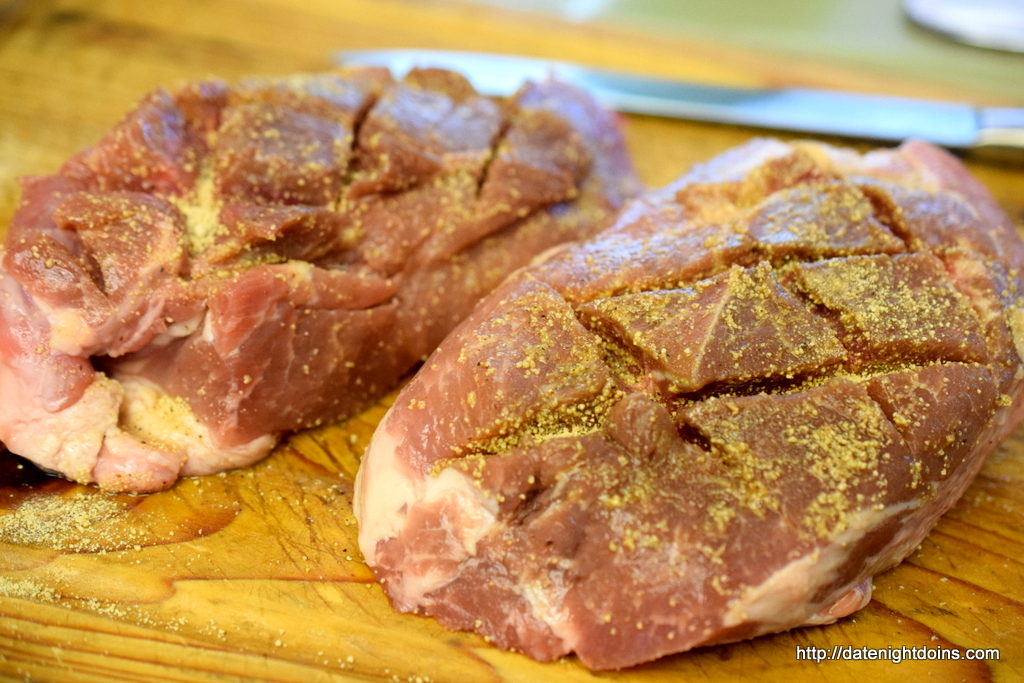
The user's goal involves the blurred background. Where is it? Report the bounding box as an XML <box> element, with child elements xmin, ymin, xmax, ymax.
<box><xmin>1</xmin><ymin>0</ymin><xmax>1022</xmax><ymax>222</ymax></box>
<box><xmin>466</xmin><ymin>0</ymin><xmax>1023</xmax><ymax>101</ymax></box>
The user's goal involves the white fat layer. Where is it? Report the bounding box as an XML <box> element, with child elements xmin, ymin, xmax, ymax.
<box><xmin>45</xmin><ymin>307</ymin><xmax>97</xmax><ymax>355</ymax></box>
<box><xmin>356</xmin><ymin>417</ymin><xmax>499</xmax><ymax>600</ymax></box>
<box><xmin>110</xmin><ymin>300</ymin><xmax>170</xmax><ymax>354</ymax></box>
<box><xmin>723</xmin><ymin>499</ymin><xmax>919</xmax><ymax>629</ymax></box>
<box><xmin>200</xmin><ymin>311</ymin><xmax>218</xmax><ymax>345</ymax></box>
<box><xmin>805</xmin><ymin>578</ymin><xmax>872</xmax><ymax>626</ymax></box>
<box><xmin>356</xmin><ymin>417</ymin><xmax>577</xmax><ymax>648</ymax></box>
<box><xmin>520</xmin><ymin>576</ymin><xmax>576</xmax><ymax>648</ymax></box>
<box><xmin>40</xmin><ymin>292</ymin><xmax>199</xmax><ymax>358</ymax></box>
<box><xmin>148</xmin><ymin>312</ymin><xmax>205</xmax><ymax>348</ymax></box>
<box><xmin>117</xmin><ymin>376</ymin><xmax>275</xmax><ymax>475</ymax></box>
<box><xmin>0</xmin><ymin>370</ymin><xmax>120</xmax><ymax>483</ymax></box>
<box><xmin>421</xmin><ymin>467</ymin><xmax>497</xmax><ymax>556</ymax></box>
<box><xmin>391</xmin><ymin>468</ymin><xmax>499</xmax><ymax>603</ymax></box>
<box><xmin>356</xmin><ymin>422</ymin><xmax>417</xmax><ymax>560</ymax></box>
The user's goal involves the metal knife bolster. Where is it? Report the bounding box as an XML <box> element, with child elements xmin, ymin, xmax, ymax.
<box><xmin>336</xmin><ymin>49</ymin><xmax>1024</xmax><ymax>155</ymax></box>
<box><xmin>979</xmin><ymin>107</ymin><xmax>1024</xmax><ymax>149</ymax></box>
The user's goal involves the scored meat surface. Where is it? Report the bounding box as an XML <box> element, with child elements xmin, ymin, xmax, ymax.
<box><xmin>0</xmin><ymin>68</ymin><xmax>637</xmax><ymax>492</ymax></box>
<box><xmin>355</xmin><ymin>138</ymin><xmax>1024</xmax><ymax>670</ymax></box>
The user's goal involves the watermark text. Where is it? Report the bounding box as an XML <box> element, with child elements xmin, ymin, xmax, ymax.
<box><xmin>795</xmin><ymin>644</ymin><xmax>1000</xmax><ymax>664</ymax></box>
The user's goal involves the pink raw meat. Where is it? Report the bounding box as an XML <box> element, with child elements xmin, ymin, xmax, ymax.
<box><xmin>356</xmin><ymin>138</ymin><xmax>1024</xmax><ymax>669</ymax></box>
<box><xmin>0</xmin><ymin>68</ymin><xmax>637</xmax><ymax>492</ymax></box>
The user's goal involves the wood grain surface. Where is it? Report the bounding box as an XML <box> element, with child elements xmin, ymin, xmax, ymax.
<box><xmin>1</xmin><ymin>1</ymin><xmax>1022</xmax><ymax>680</ymax></box>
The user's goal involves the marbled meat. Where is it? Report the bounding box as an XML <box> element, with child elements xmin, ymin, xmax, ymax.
<box><xmin>0</xmin><ymin>68</ymin><xmax>637</xmax><ymax>492</ymax></box>
<box><xmin>355</xmin><ymin>138</ymin><xmax>1024</xmax><ymax>669</ymax></box>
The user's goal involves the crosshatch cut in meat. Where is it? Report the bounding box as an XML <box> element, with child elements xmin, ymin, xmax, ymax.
<box><xmin>0</xmin><ymin>68</ymin><xmax>638</xmax><ymax>493</ymax></box>
<box><xmin>355</xmin><ymin>138</ymin><xmax>1024</xmax><ymax>670</ymax></box>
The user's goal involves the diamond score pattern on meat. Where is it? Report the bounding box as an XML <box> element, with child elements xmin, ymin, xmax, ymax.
<box><xmin>0</xmin><ymin>68</ymin><xmax>637</xmax><ymax>492</ymax></box>
<box><xmin>355</xmin><ymin>138</ymin><xmax>1024</xmax><ymax>670</ymax></box>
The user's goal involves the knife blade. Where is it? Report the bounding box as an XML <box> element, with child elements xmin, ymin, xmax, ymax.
<box><xmin>336</xmin><ymin>49</ymin><xmax>1024</xmax><ymax>155</ymax></box>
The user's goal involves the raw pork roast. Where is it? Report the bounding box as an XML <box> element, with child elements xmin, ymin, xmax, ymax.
<box><xmin>356</xmin><ymin>138</ymin><xmax>1024</xmax><ymax>669</ymax></box>
<box><xmin>0</xmin><ymin>69</ymin><xmax>637</xmax><ymax>492</ymax></box>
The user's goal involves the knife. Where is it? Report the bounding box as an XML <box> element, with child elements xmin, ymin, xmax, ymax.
<box><xmin>336</xmin><ymin>49</ymin><xmax>1024</xmax><ymax>155</ymax></box>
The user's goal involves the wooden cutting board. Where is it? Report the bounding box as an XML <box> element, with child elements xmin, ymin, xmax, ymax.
<box><xmin>1</xmin><ymin>0</ymin><xmax>1023</xmax><ymax>680</ymax></box>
